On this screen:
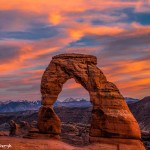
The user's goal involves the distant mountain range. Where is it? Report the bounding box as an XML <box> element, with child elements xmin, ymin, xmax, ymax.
<box><xmin>124</xmin><ymin>97</ymin><xmax>139</xmax><ymax>104</ymax></box>
<box><xmin>129</xmin><ymin>96</ymin><xmax>150</xmax><ymax>131</ymax></box>
<box><xmin>0</xmin><ymin>97</ymin><xmax>139</xmax><ymax>112</ymax></box>
<box><xmin>0</xmin><ymin>101</ymin><xmax>41</xmax><ymax>113</ymax></box>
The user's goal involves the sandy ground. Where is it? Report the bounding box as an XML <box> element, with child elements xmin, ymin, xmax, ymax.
<box><xmin>0</xmin><ymin>136</ymin><xmax>146</xmax><ymax>150</ymax></box>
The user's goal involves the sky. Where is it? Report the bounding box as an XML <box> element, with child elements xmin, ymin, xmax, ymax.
<box><xmin>0</xmin><ymin>0</ymin><xmax>150</xmax><ymax>101</ymax></box>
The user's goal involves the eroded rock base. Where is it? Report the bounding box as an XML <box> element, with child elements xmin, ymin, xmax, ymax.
<box><xmin>90</xmin><ymin>137</ymin><xmax>145</xmax><ymax>150</ymax></box>
<box><xmin>38</xmin><ymin>106</ymin><xmax>61</xmax><ymax>134</ymax></box>
<box><xmin>24</xmin><ymin>130</ymin><xmax>60</xmax><ymax>140</ymax></box>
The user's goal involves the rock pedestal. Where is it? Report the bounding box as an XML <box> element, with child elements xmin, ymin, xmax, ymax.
<box><xmin>38</xmin><ymin>106</ymin><xmax>61</xmax><ymax>134</ymax></box>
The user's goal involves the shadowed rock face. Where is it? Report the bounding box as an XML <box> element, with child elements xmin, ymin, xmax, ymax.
<box><xmin>38</xmin><ymin>53</ymin><xmax>141</xmax><ymax>140</ymax></box>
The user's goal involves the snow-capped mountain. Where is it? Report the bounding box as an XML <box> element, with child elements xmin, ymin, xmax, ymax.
<box><xmin>62</xmin><ymin>97</ymin><xmax>89</xmax><ymax>102</ymax></box>
<box><xmin>0</xmin><ymin>97</ymin><xmax>140</xmax><ymax>112</ymax></box>
<box><xmin>57</xmin><ymin>98</ymin><xmax>91</xmax><ymax>107</ymax></box>
<box><xmin>0</xmin><ymin>98</ymin><xmax>91</xmax><ymax>112</ymax></box>
<box><xmin>124</xmin><ymin>97</ymin><xmax>139</xmax><ymax>104</ymax></box>
<box><xmin>0</xmin><ymin>100</ymin><xmax>41</xmax><ymax>112</ymax></box>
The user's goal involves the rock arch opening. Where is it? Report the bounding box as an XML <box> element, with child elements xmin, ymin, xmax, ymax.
<box><xmin>38</xmin><ymin>53</ymin><xmax>141</xmax><ymax>143</ymax></box>
<box><xmin>57</xmin><ymin>78</ymin><xmax>90</xmax><ymax>101</ymax></box>
<box><xmin>56</xmin><ymin>78</ymin><xmax>92</xmax><ymax>146</ymax></box>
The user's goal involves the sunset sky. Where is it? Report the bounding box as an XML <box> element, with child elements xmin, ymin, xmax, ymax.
<box><xmin>0</xmin><ymin>0</ymin><xmax>150</xmax><ymax>101</ymax></box>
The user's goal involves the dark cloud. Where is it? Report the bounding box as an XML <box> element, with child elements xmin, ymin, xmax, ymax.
<box><xmin>69</xmin><ymin>28</ymin><xmax>150</xmax><ymax>60</ymax></box>
<box><xmin>101</xmin><ymin>30</ymin><xmax>150</xmax><ymax>60</ymax></box>
<box><xmin>0</xmin><ymin>45</ymin><xmax>20</xmax><ymax>63</ymax></box>
<box><xmin>0</xmin><ymin>10</ymin><xmax>48</xmax><ymax>31</ymax></box>
<box><xmin>90</xmin><ymin>8</ymin><xmax>150</xmax><ymax>26</ymax></box>
<box><xmin>0</xmin><ymin>10</ymin><xmax>62</xmax><ymax>40</ymax></box>
<box><xmin>0</xmin><ymin>26</ymin><xmax>60</xmax><ymax>40</ymax></box>
<box><xmin>121</xmin><ymin>8</ymin><xmax>150</xmax><ymax>25</ymax></box>
<box><xmin>7</xmin><ymin>84</ymin><xmax>40</xmax><ymax>93</ymax></box>
<box><xmin>0</xmin><ymin>10</ymin><xmax>65</xmax><ymax>38</ymax></box>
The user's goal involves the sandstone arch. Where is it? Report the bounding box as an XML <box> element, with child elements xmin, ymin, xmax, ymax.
<box><xmin>38</xmin><ymin>53</ymin><xmax>141</xmax><ymax>141</ymax></box>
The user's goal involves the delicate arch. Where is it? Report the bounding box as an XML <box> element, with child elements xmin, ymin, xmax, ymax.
<box><xmin>38</xmin><ymin>53</ymin><xmax>141</xmax><ymax>142</ymax></box>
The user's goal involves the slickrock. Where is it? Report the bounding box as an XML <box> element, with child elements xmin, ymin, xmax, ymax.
<box><xmin>0</xmin><ymin>137</ymin><xmax>146</xmax><ymax>150</ymax></box>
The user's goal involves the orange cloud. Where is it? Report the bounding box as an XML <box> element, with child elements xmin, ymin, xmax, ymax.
<box><xmin>49</xmin><ymin>12</ymin><xmax>63</xmax><ymax>25</ymax></box>
<box><xmin>0</xmin><ymin>60</ymin><xmax>19</xmax><ymax>73</ymax></box>
<box><xmin>62</xmin><ymin>79</ymin><xmax>82</xmax><ymax>89</ymax></box>
<box><xmin>0</xmin><ymin>0</ymin><xmax>86</xmax><ymax>13</ymax></box>
<box><xmin>0</xmin><ymin>0</ymin><xmax>139</xmax><ymax>14</ymax></box>
<box><xmin>115</xmin><ymin>59</ymin><xmax>150</xmax><ymax>75</ymax></box>
<box><xmin>135</xmin><ymin>0</ymin><xmax>150</xmax><ymax>12</ymax></box>
<box><xmin>20</xmin><ymin>69</ymin><xmax>44</xmax><ymax>85</ymax></box>
<box><xmin>101</xmin><ymin>57</ymin><xmax>150</xmax><ymax>99</ymax></box>
<box><xmin>0</xmin><ymin>43</ymin><xmax>58</xmax><ymax>74</ymax></box>
<box><xmin>68</xmin><ymin>23</ymin><xmax>125</xmax><ymax>40</ymax></box>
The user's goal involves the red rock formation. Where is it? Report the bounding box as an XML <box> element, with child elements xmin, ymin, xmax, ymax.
<box><xmin>37</xmin><ymin>53</ymin><xmax>145</xmax><ymax>149</ymax></box>
<box><xmin>9</xmin><ymin>120</ymin><xmax>30</xmax><ymax>137</ymax></box>
<box><xmin>38</xmin><ymin>106</ymin><xmax>61</xmax><ymax>134</ymax></box>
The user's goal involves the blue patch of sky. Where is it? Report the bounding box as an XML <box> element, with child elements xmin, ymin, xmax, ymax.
<box><xmin>68</xmin><ymin>34</ymin><xmax>120</xmax><ymax>48</ymax></box>
<box><xmin>134</xmin><ymin>13</ymin><xmax>150</xmax><ymax>25</ymax></box>
<box><xmin>68</xmin><ymin>35</ymin><xmax>101</xmax><ymax>47</ymax></box>
<box><xmin>120</xmin><ymin>8</ymin><xmax>150</xmax><ymax>25</ymax></box>
<box><xmin>0</xmin><ymin>26</ymin><xmax>59</xmax><ymax>40</ymax></box>
<box><xmin>90</xmin><ymin>8</ymin><xmax>150</xmax><ymax>26</ymax></box>
<box><xmin>20</xmin><ymin>65</ymin><xmax>46</xmax><ymax>72</ymax></box>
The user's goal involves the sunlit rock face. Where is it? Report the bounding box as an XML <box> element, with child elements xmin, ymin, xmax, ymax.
<box><xmin>38</xmin><ymin>53</ymin><xmax>141</xmax><ymax>140</ymax></box>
